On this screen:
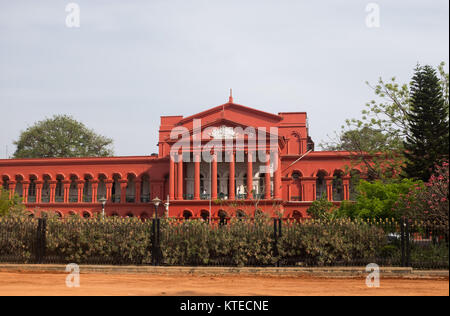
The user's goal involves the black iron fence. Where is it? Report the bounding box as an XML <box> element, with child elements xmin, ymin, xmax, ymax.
<box><xmin>0</xmin><ymin>216</ymin><xmax>448</xmax><ymax>269</ymax></box>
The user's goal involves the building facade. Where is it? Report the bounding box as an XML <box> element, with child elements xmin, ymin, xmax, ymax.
<box><xmin>0</xmin><ymin>99</ymin><xmax>363</xmax><ymax>220</ymax></box>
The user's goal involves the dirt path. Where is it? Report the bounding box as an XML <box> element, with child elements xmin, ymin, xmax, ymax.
<box><xmin>0</xmin><ymin>272</ymin><xmax>447</xmax><ymax>296</ymax></box>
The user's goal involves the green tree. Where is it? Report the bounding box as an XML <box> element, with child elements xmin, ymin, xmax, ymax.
<box><xmin>337</xmin><ymin>179</ymin><xmax>420</xmax><ymax>220</ymax></box>
<box><xmin>0</xmin><ymin>189</ymin><xmax>24</xmax><ymax>217</ymax></box>
<box><xmin>402</xmin><ymin>65</ymin><xmax>449</xmax><ymax>181</ymax></box>
<box><xmin>306</xmin><ymin>195</ymin><xmax>335</xmax><ymax>220</ymax></box>
<box><xmin>13</xmin><ymin>115</ymin><xmax>114</xmax><ymax>158</ymax></box>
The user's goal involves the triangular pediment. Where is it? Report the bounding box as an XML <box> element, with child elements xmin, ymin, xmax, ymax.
<box><xmin>176</xmin><ymin>102</ymin><xmax>282</xmax><ymax>128</ymax></box>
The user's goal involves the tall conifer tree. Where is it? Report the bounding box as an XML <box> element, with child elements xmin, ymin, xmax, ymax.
<box><xmin>403</xmin><ymin>65</ymin><xmax>449</xmax><ymax>181</ymax></box>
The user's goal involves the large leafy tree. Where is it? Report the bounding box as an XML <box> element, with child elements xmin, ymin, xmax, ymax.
<box><xmin>402</xmin><ymin>65</ymin><xmax>449</xmax><ymax>181</ymax></box>
<box><xmin>13</xmin><ymin>115</ymin><xmax>114</xmax><ymax>158</ymax></box>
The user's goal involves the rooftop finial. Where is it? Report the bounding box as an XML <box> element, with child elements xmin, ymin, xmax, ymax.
<box><xmin>228</xmin><ymin>88</ymin><xmax>233</xmax><ymax>103</ymax></box>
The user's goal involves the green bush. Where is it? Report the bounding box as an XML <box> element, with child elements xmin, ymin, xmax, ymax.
<box><xmin>337</xmin><ymin>179</ymin><xmax>420</xmax><ymax>220</ymax></box>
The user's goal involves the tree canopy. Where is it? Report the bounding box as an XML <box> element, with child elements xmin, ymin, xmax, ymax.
<box><xmin>13</xmin><ymin>115</ymin><xmax>114</xmax><ymax>159</ymax></box>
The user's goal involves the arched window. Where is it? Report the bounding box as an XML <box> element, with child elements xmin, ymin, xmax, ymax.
<box><xmin>15</xmin><ymin>176</ymin><xmax>24</xmax><ymax>198</ymax></box>
<box><xmin>332</xmin><ymin>171</ymin><xmax>344</xmax><ymax>201</ymax></box>
<box><xmin>349</xmin><ymin>170</ymin><xmax>361</xmax><ymax>201</ymax></box>
<box><xmin>69</xmin><ymin>176</ymin><xmax>78</xmax><ymax>203</ymax></box>
<box><xmin>111</xmin><ymin>175</ymin><xmax>121</xmax><ymax>203</ymax></box>
<box><xmin>200</xmin><ymin>210</ymin><xmax>209</xmax><ymax>222</ymax></box>
<box><xmin>55</xmin><ymin>176</ymin><xmax>64</xmax><ymax>202</ymax></box>
<box><xmin>218</xmin><ymin>210</ymin><xmax>228</xmax><ymax>226</ymax></box>
<box><xmin>126</xmin><ymin>174</ymin><xmax>136</xmax><ymax>203</ymax></box>
<box><xmin>41</xmin><ymin>175</ymin><xmax>51</xmax><ymax>203</ymax></box>
<box><xmin>291</xmin><ymin>171</ymin><xmax>302</xmax><ymax>201</ymax></box>
<box><xmin>82</xmin><ymin>211</ymin><xmax>91</xmax><ymax>219</ymax></box>
<box><xmin>28</xmin><ymin>176</ymin><xmax>37</xmax><ymax>203</ymax></box>
<box><xmin>183</xmin><ymin>210</ymin><xmax>193</xmax><ymax>220</ymax></box>
<box><xmin>236</xmin><ymin>210</ymin><xmax>246</xmax><ymax>219</ymax></box>
<box><xmin>83</xmin><ymin>175</ymin><xmax>93</xmax><ymax>203</ymax></box>
<box><xmin>292</xmin><ymin>210</ymin><xmax>303</xmax><ymax>222</ymax></box>
<box><xmin>316</xmin><ymin>171</ymin><xmax>327</xmax><ymax>200</ymax></box>
<box><xmin>1</xmin><ymin>176</ymin><xmax>9</xmax><ymax>191</ymax></box>
<box><xmin>141</xmin><ymin>175</ymin><xmax>150</xmax><ymax>203</ymax></box>
<box><xmin>97</xmin><ymin>175</ymin><xmax>107</xmax><ymax>201</ymax></box>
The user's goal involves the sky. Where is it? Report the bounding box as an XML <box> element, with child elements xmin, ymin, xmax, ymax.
<box><xmin>0</xmin><ymin>0</ymin><xmax>448</xmax><ymax>158</ymax></box>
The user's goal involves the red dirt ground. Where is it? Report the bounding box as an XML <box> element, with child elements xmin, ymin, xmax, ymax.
<box><xmin>0</xmin><ymin>272</ymin><xmax>448</xmax><ymax>296</ymax></box>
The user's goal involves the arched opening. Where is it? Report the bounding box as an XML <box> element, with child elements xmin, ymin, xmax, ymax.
<box><xmin>291</xmin><ymin>171</ymin><xmax>302</xmax><ymax>201</ymax></box>
<box><xmin>68</xmin><ymin>210</ymin><xmax>77</xmax><ymax>217</ymax></box>
<box><xmin>316</xmin><ymin>171</ymin><xmax>327</xmax><ymax>200</ymax></box>
<box><xmin>41</xmin><ymin>175</ymin><xmax>51</xmax><ymax>203</ymax></box>
<box><xmin>141</xmin><ymin>175</ymin><xmax>150</xmax><ymax>203</ymax></box>
<box><xmin>254</xmin><ymin>209</ymin><xmax>264</xmax><ymax>217</ymax></box>
<box><xmin>236</xmin><ymin>210</ymin><xmax>246</xmax><ymax>219</ymax></box>
<box><xmin>183</xmin><ymin>210</ymin><xmax>193</xmax><ymax>220</ymax></box>
<box><xmin>140</xmin><ymin>212</ymin><xmax>150</xmax><ymax>221</ymax></box>
<box><xmin>292</xmin><ymin>210</ymin><xmax>303</xmax><ymax>222</ymax></box>
<box><xmin>126</xmin><ymin>174</ymin><xmax>136</xmax><ymax>203</ymax></box>
<box><xmin>97</xmin><ymin>174</ymin><xmax>107</xmax><ymax>201</ymax></box>
<box><xmin>28</xmin><ymin>175</ymin><xmax>37</xmax><ymax>203</ymax></box>
<box><xmin>69</xmin><ymin>176</ymin><xmax>78</xmax><ymax>203</ymax></box>
<box><xmin>349</xmin><ymin>169</ymin><xmax>361</xmax><ymax>201</ymax></box>
<box><xmin>332</xmin><ymin>170</ymin><xmax>344</xmax><ymax>201</ymax></box>
<box><xmin>15</xmin><ymin>175</ymin><xmax>24</xmax><ymax>198</ymax></box>
<box><xmin>200</xmin><ymin>210</ymin><xmax>210</xmax><ymax>222</ymax></box>
<box><xmin>82</xmin><ymin>211</ymin><xmax>91</xmax><ymax>219</ymax></box>
<box><xmin>111</xmin><ymin>174</ymin><xmax>121</xmax><ymax>203</ymax></box>
<box><xmin>54</xmin><ymin>211</ymin><xmax>63</xmax><ymax>219</ymax></box>
<box><xmin>55</xmin><ymin>175</ymin><xmax>64</xmax><ymax>202</ymax></box>
<box><xmin>218</xmin><ymin>210</ymin><xmax>228</xmax><ymax>226</ymax></box>
<box><xmin>126</xmin><ymin>212</ymin><xmax>134</xmax><ymax>218</ymax></box>
<box><xmin>111</xmin><ymin>212</ymin><xmax>119</xmax><ymax>217</ymax></box>
<box><xmin>27</xmin><ymin>211</ymin><xmax>34</xmax><ymax>219</ymax></box>
<box><xmin>83</xmin><ymin>175</ymin><xmax>93</xmax><ymax>203</ymax></box>
<box><xmin>1</xmin><ymin>176</ymin><xmax>9</xmax><ymax>191</ymax></box>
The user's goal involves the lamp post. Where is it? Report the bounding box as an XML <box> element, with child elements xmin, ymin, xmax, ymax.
<box><xmin>99</xmin><ymin>197</ymin><xmax>107</xmax><ymax>219</ymax></box>
<box><xmin>152</xmin><ymin>197</ymin><xmax>161</xmax><ymax>220</ymax></box>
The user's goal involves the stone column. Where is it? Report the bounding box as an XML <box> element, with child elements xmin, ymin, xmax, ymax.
<box><xmin>343</xmin><ymin>176</ymin><xmax>350</xmax><ymax>200</ymax></box>
<box><xmin>229</xmin><ymin>151</ymin><xmax>235</xmax><ymax>200</ymax></box>
<box><xmin>273</xmin><ymin>152</ymin><xmax>282</xmax><ymax>199</ymax></box>
<box><xmin>91</xmin><ymin>180</ymin><xmax>99</xmax><ymax>203</ymax></box>
<box><xmin>177</xmin><ymin>153</ymin><xmax>184</xmax><ymax>200</ymax></box>
<box><xmin>211</xmin><ymin>153</ymin><xmax>218</xmax><ymax>200</ymax></box>
<box><xmin>105</xmin><ymin>180</ymin><xmax>114</xmax><ymax>202</ymax></box>
<box><xmin>247</xmin><ymin>151</ymin><xmax>253</xmax><ymax>199</ymax></box>
<box><xmin>135</xmin><ymin>179</ymin><xmax>142</xmax><ymax>203</ymax></box>
<box><xmin>63</xmin><ymin>180</ymin><xmax>71</xmax><ymax>203</ymax></box>
<box><xmin>326</xmin><ymin>176</ymin><xmax>333</xmax><ymax>201</ymax></box>
<box><xmin>35</xmin><ymin>181</ymin><xmax>43</xmax><ymax>204</ymax></box>
<box><xmin>169</xmin><ymin>154</ymin><xmax>175</xmax><ymax>200</ymax></box>
<box><xmin>8</xmin><ymin>181</ymin><xmax>16</xmax><ymax>200</ymax></box>
<box><xmin>77</xmin><ymin>180</ymin><xmax>85</xmax><ymax>203</ymax></box>
<box><xmin>265</xmin><ymin>153</ymin><xmax>271</xmax><ymax>199</ymax></box>
<box><xmin>22</xmin><ymin>181</ymin><xmax>30</xmax><ymax>203</ymax></box>
<box><xmin>119</xmin><ymin>180</ymin><xmax>128</xmax><ymax>203</ymax></box>
<box><xmin>49</xmin><ymin>181</ymin><xmax>57</xmax><ymax>203</ymax></box>
<box><xmin>194</xmin><ymin>152</ymin><xmax>201</xmax><ymax>200</ymax></box>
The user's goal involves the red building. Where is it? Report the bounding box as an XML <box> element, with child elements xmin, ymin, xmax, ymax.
<box><xmin>0</xmin><ymin>98</ymin><xmax>363</xmax><ymax>220</ymax></box>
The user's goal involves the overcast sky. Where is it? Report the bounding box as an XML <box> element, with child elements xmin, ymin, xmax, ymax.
<box><xmin>0</xmin><ymin>0</ymin><xmax>448</xmax><ymax>158</ymax></box>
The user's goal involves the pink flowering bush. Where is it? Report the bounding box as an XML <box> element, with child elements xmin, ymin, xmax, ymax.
<box><xmin>398</xmin><ymin>160</ymin><xmax>449</xmax><ymax>229</ymax></box>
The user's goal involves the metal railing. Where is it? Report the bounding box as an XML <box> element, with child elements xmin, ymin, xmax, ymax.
<box><xmin>0</xmin><ymin>217</ymin><xmax>447</xmax><ymax>269</ymax></box>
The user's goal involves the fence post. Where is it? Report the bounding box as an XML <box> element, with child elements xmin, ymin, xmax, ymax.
<box><xmin>35</xmin><ymin>218</ymin><xmax>47</xmax><ymax>264</ymax></box>
<box><xmin>406</xmin><ymin>219</ymin><xmax>411</xmax><ymax>267</ymax></box>
<box><xmin>151</xmin><ymin>219</ymin><xmax>161</xmax><ymax>266</ymax></box>
<box><xmin>400</xmin><ymin>217</ymin><xmax>406</xmax><ymax>267</ymax></box>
